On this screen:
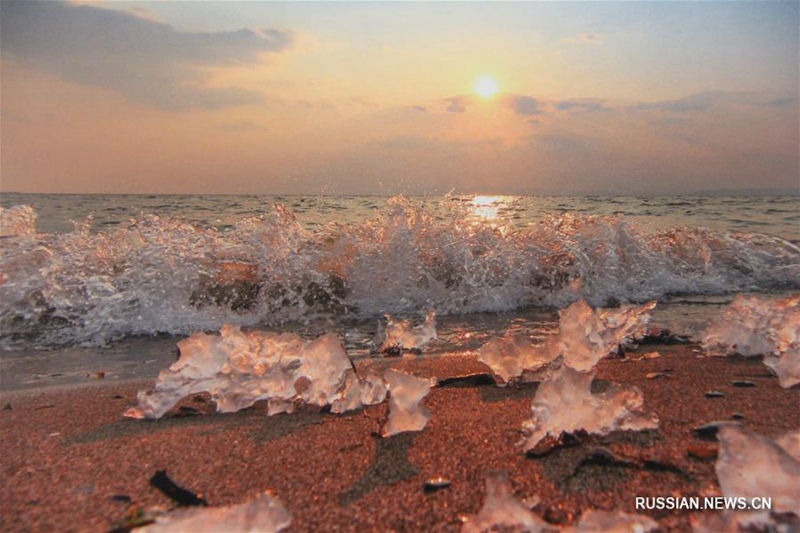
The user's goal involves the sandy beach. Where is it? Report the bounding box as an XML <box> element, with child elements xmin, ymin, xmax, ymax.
<box><xmin>2</xmin><ymin>342</ymin><xmax>798</xmax><ymax>532</ymax></box>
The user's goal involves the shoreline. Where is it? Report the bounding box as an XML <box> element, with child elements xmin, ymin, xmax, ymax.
<box><xmin>2</xmin><ymin>344</ymin><xmax>799</xmax><ymax>531</ymax></box>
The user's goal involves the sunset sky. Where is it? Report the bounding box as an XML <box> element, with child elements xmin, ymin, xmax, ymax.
<box><xmin>1</xmin><ymin>1</ymin><xmax>798</xmax><ymax>195</ymax></box>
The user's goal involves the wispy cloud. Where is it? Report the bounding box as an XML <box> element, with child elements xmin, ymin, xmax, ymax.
<box><xmin>445</xmin><ymin>96</ymin><xmax>473</xmax><ymax>113</ymax></box>
<box><xmin>627</xmin><ymin>91</ymin><xmax>798</xmax><ymax>114</ymax></box>
<box><xmin>435</xmin><ymin>93</ymin><xmax>544</xmax><ymax>116</ymax></box>
<box><xmin>554</xmin><ymin>98</ymin><xmax>613</xmax><ymax>114</ymax></box>
<box><xmin>503</xmin><ymin>94</ymin><xmax>544</xmax><ymax>116</ymax></box>
<box><xmin>0</xmin><ymin>1</ymin><xmax>293</xmax><ymax>110</ymax></box>
<box><xmin>562</xmin><ymin>33</ymin><xmax>606</xmax><ymax>45</ymax></box>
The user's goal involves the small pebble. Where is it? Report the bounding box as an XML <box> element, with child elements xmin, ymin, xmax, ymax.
<box><xmin>693</xmin><ymin>421</ymin><xmax>740</xmax><ymax>441</ymax></box>
<box><xmin>705</xmin><ymin>390</ymin><xmax>725</xmax><ymax>398</ymax></box>
<box><xmin>731</xmin><ymin>380</ymin><xmax>756</xmax><ymax>388</ymax></box>
<box><xmin>424</xmin><ymin>477</ymin><xmax>451</xmax><ymax>493</ymax></box>
<box><xmin>646</xmin><ymin>372</ymin><xmax>667</xmax><ymax>380</ymax></box>
<box><xmin>687</xmin><ymin>443</ymin><xmax>718</xmax><ymax>460</ymax></box>
<box><xmin>730</xmin><ymin>413</ymin><xmax>746</xmax><ymax>420</ymax></box>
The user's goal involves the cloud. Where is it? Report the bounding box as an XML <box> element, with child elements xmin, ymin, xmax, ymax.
<box><xmin>554</xmin><ymin>98</ymin><xmax>613</xmax><ymax>114</ymax></box>
<box><xmin>445</xmin><ymin>96</ymin><xmax>473</xmax><ymax>113</ymax></box>
<box><xmin>436</xmin><ymin>93</ymin><xmax>543</xmax><ymax>116</ymax></box>
<box><xmin>0</xmin><ymin>0</ymin><xmax>293</xmax><ymax>110</ymax></box>
<box><xmin>627</xmin><ymin>91</ymin><xmax>728</xmax><ymax>113</ymax></box>
<box><xmin>378</xmin><ymin>135</ymin><xmax>504</xmax><ymax>152</ymax></box>
<box><xmin>563</xmin><ymin>33</ymin><xmax>606</xmax><ymax>45</ymax></box>
<box><xmin>502</xmin><ymin>94</ymin><xmax>543</xmax><ymax>116</ymax></box>
<box><xmin>628</xmin><ymin>91</ymin><xmax>798</xmax><ymax>114</ymax></box>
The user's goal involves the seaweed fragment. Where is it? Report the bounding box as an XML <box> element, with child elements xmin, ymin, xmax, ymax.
<box><xmin>149</xmin><ymin>470</ymin><xmax>207</xmax><ymax>507</ymax></box>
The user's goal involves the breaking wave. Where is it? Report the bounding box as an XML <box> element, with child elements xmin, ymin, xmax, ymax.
<box><xmin>1</xmin><ymin>197</ymin><xmax>799</xmax><ymax>348</ymax></box>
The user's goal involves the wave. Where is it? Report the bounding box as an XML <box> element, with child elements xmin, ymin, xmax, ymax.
<box><xmin>1</xmin><ymin>198</ymin><xmax>799</xmax><ymax>349</ymax></box>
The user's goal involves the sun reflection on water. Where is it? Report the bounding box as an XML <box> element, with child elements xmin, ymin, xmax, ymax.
<box><xmin>468</xmin><ymin>195</ymin><xmax>515</xmax><ymax>223</ymax></box>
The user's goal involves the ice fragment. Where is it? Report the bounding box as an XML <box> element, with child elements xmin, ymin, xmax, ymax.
<box><xmin>125</xmin><ymin>325</ymin><xmax>354</xmax><ymax>419</ymax></box>
<box><xmin>461</xmin><ymin>471</ymin><xmax>553</xmax><ymax>533</ymax></box>
<box><xmin>478</xmin><ymin>300</ymin><xmax>656</xmax><ymax>382</ymax></box>
<box><xmin>381</xmin><ymin>369</ymin><xmax>432</xmax><ymax>437</ymax></box>
<box><xmin>378</xmin><ymin>310</ymin><xmax>437</xmax><ymax>353</ymax></box>
<box><xmin>521</xmin><ymin>366</ymin><xmax>658</xmax><ymax>453</ymax></box>
<box><xmin>693</xmin><ymin>426</ymin><xmax>800</xmax><ymax>532</ymax></box>
<box><xmin>765</xmin><ymin>348</ymin><xmax>800</xmax><ymax>389</ymax></box>
<box><xmin>776</xmin><ymin>429</ymin><xmax>800</xmax><ymax>462</ymax></box>
<box><xmin>140</xmin><ymin>490</ymin><xmax>291</xmax><ymax>532</ymax></box>
<box><xmin>329</xmin><ymin>369</ymin><xmax>387</xmax><ymax>414</ymax></box>
<box><xmin>703</xmin><ymin>294</ymin><xmax>800</xmax><ymax>388</ymax></box>
<box><xmin>716</xmin><ymin>425</ymin><xmax>800</xmax><ymax>516</ymax></box>
<box><xmin>568</xmin><ymin>509</ymin><xmax>658</xmax><ymax>533</ymax></box>
<box><xmin>477</xmin><ymin>334</ymin><xmax>559</xmax><ymax>383</ymax></box>
<box><xmin>558</xmin><ymin>300</ymin><xmax>656</xmax><ymax>372</ymax></box>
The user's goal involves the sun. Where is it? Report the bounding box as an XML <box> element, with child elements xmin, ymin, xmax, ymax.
<box><xmin>475</xmin><ymin>76</ymin><xmax>499</xmax><ymax>98</ymax></box>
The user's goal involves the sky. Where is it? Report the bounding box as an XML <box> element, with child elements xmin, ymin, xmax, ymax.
<box><xmin>1</xmin><ymin>1</ymin><xmax>798</xmax><ymax>195</ymax></box>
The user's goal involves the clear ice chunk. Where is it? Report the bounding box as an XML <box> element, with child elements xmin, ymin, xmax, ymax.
<box><xmin>381</xmin><ymin>369</ymin><xmax>432</xmax><ymax>437</ymax></box>
<box><xmin>521</xmin><ymin>365</ymin><xmax>658</xmax><ymax>452</ymax></box>
<box><xmin>716</xmin><ymin>425</ymin><xmax>800</xmax><ymax>516</ymax></box>
<box><xmin>461</xmin><ymin>471</ymin><xmax>553</xmax><ymax>533</ymax></box>
<box><xmin>703</xmin><ymin>294</ymin><xmax>800</xmax><ymax>388</ymax></box>
<box><xmin>776</xmin><ymin>429</ymin><xmax>800</xmax><ymax>462</ymax></box>
<box><xmin>765</xmin><ymin>348</ymin><xmax>800</xmax><ymax>389</ymax></box>
<box><xmin>329</xmin><ymin>369</ymin><xmax>387</xmax><ymax>414</ymax></box>
<box><xmin>125</xmin><ymin>325</ymin><xmax>354</xmax><ymax>419</ymax></box>
<box><xmin>378</xmin><ymin>310</ymin><xmax>437</xmax><ymax>352</ymax></box>
<box><xmin>140</xmin><ymin>490</ymin><xmax>291</xmax><ymax>532</ymax></box>
<box><xmin>477</xmin><ymin>334</ymin><xmax>560</xmax><ymax>384</ymax></box>
<box><xmin>478</xmin><ymin>300</ymin><xmax>656</xmax><ymax>382</ymax></box>
<box><xmin>568</xmin><ymin>509</ymin><xmax>658</xmax><ymax>533</ymax></box>
<box><xmin>559</xmin><ymin>300</ymin><xmax>656</xmax><ymax>372</ymax></box>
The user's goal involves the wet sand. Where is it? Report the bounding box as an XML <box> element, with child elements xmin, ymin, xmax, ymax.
<box><xmin>1</xmin><ymin>343</ymin><xmax>798</xmax><ymax>532</ymax></box>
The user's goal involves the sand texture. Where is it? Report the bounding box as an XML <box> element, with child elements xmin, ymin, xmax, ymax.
<box><xmin>2</xmin><ymin>343</ymin><xmax>798</xmax><ymax>532</ymax></box>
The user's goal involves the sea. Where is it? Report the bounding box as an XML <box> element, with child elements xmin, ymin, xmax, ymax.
<box><xmin>1</xmin><ymin>192</ymin><xmax>798</xmax><ymax>391</ymax></box>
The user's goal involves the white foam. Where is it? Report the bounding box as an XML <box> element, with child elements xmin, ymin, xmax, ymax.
<box><xmin>2</xmin><ymin>200</ymin><xmax>798</xmax><ymax>348</ymax></box>
<box><xmin>0</xmin><ymin>205</ymin><xmax>37</xmax><ymax>237</ymax></box>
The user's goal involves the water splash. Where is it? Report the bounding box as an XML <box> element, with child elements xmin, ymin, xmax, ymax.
<box><xmin>2</xmin><ymin>199</ymin><xmax>798</xmax><ymax>348</ymax></box>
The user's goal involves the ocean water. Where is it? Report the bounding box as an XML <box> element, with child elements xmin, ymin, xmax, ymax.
<box><xmin>1</xmin><ymin>193</ymin><xmax>798</xmax><ymax>390</ymax></box>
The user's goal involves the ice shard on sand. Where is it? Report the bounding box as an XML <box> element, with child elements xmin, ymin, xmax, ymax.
<box><xmin>521</xmin><ymin>365</ymin><xmax>658</xmax><ymax>453</ymax></box>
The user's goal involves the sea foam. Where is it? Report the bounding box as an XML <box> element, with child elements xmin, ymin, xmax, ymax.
<box><xmin>1</xmin><ymin>199</ymin><xmax>798</xmax><ymax>348</ymax></box>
